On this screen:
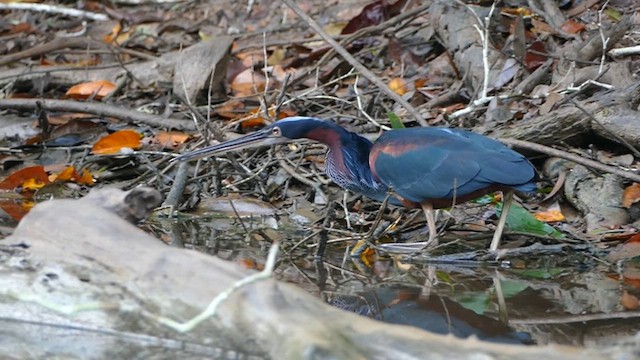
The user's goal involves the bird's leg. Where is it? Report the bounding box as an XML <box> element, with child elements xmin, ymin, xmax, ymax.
<box><xmin>421</xmin><ymin>202</ymin><xmax>438</xmax><ymax>247</ymax></box>
<box><xmin>351</xmin><ymin>191</ymin><xmax>393</xmax><ymax>256</ymax></box>
<box><xmin>490</xmin><ymin>190</ymin><xmax>514</xmax><ymax>251</ymax></box>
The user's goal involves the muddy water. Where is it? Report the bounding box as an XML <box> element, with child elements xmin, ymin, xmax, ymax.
<box><xmin>148</xmin><ymin>208</ymin><xmax>640</xmax><ymax>348</ymax></box>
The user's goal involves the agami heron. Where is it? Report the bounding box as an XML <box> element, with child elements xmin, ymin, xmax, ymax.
<box><xmin>176</xmin><ymin>117</ymin><xmax>537</xmax><ymax>250</ymax></box>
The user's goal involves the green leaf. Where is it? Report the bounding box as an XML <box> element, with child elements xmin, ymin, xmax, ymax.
<box><xmin>498</xmin><ymin>280</ymin><xmax>528</xmax><ymax>297</ymax></box>
<box><xmin>473</xmin><ymin>194</ymin><xmax>495</xmax><ymax>205</ymax></box>
<box><xmin>435</xmin><ymin>271</ymin><xmax>454</xmax><ymax>284</ymax></box>
<box><xmin>497</xmin><ymin>202</ymin><xmax>565</xmax><ymax>239</ymax></box>
<box><xmin>511</xmin><ymin>268</ymin><xmax>564</xmax><ymax>279</ymax></box>
<box><xmin>458</xmin><ymin>292</ymin><xmax>490</xmax><ymax>315</ymax></box>
<box><xmin>604</xmin><ymin>7</ymin><xmax>622</xmax><ymax>22</ymax></box>
<box><xmin>387</xmin><ymin>112</ymin><xmax>405</xmax><ymax>129</ymax></box>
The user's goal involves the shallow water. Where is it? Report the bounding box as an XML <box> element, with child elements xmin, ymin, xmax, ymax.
<box><xmin>147</xmin><ymin>209</ymin><xmax>640</xmax><ymax>348</ymax></box>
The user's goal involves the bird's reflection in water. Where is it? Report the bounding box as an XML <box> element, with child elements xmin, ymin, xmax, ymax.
<box><xmin>328</xmin><ymin>286</ymin><xmax>533</xmax><ymax>345</ymax></box>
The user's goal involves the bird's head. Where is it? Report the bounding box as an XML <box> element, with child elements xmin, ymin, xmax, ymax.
<box><xmin>174</xmin><ymin>116</ymin><xmax>340</xmax><ymax>162</ymax></box>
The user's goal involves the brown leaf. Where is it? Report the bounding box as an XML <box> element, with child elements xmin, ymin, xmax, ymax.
<box><xmin>530</xmin><ymin>18</ymin><xmax>555</xmax><ymax>35</ymax></box>
<box><xmin>92</xmin><ymin>130</ymin><xmax>142</xmax><ymax>155</ymax></box>
<box><xmin>10</xmin><ymin>22</ymin><xmax>34</xmax><ymax>34</ymax></box>
<box><xmin>524</xmin><ymin>41</ymin><xmax>548</xmax><ymax>71</ymax></box>
<box><xmin>341</xmin><ymin>0</ymin><xmax>408</xmax><ymax>35</ymax></box>
<box><xmin>66</xmin><ymin>80</ymin><xmax>117</xmax><ymax>100</ymax></box>
<box><xmin>230</xmin><ymin>68</ymin><xmax>267</xmax><ymax>97</ymax></box>
<box><xmin>216</xmin><ymin>100</ymin><xmax>246</xmax><ymax>118</ymax></box>
<box><xmin>606</xmin><ymin>235</ymin><xmax>640</xmax><ymax>262</ymax></box>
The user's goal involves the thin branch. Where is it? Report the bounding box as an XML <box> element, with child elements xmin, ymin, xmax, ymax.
<box><xmin>0</xmin><ymin>3</ymin><xmax>109</xmax><ymax>21</ymax></box>
<box><xmin>0</xmin><ymin>98</ymin><xmax>195</xmax><ymax>131</ymax></box>
<box><xmin>499</xmin><ymin>138</ymin><xmax>640</xmax><ymax>183</ymax></box>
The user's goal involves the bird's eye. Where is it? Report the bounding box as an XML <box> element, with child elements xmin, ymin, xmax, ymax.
<box><xmin>272</xmin><ymin>127</ymin><xmax>281</xmax><ymax>137</ymax></box>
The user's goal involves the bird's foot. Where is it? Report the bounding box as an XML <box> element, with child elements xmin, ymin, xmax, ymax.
<box><xmin>376</xmin><ymin>231</ymin><xmax>439</xmax><ymax>253</ymax></box>
<box><xmin>377</xmin><ymin>242</ymin><xmax>429</xmax><ymax>253</ymax></box>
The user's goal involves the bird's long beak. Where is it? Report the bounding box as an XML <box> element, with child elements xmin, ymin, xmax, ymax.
<box><xmin>174</xmin><ymin>128</ymin><xmax>288</xmax><ymax>162</ymax></box>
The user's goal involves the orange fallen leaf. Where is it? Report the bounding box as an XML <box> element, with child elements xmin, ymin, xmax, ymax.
<box><xmin>103</xmin><ymin>21</ymin><xmax>131</xmax><ymax>45</ymax></box>
<box><xmin>622</xmin><ymin>183</ymin><xmax>640</xmax><ymax>208</ymax></box>
<box><xmin>560</xmin><ymin>20</ymin><xmax>586</xmax><ymax>34</ymax></box>
<box><xmin>92</xmin><ymin>129</ymin><xmax>142</xmax><ymax>155</ymax></box>
<box><xmin>239</xmin><ymin>258</ymin><xmax>258</xmax><ymax>270</ymax></box>
<box><xmin>55</xmin><ymin>166</ymin><xmax>76</xmax><ymax>182</ymax></box>
<box><xmin>389</xmin><ymin>77</ymin><xmax>408</xmax><ymax>95</ymax></box>
<box><xmin>49</xmin><ymin>166</ymin><xmax>95</xmax><ymax>185</ymax></box>
<box><xmin>534</xmin><ymin>209</ymin><xmax>565</xmax><ymax>222</ymax></box>
<box><xmin>66</xmin><ymin>80</ymin><xmax>116</xmax><ymax>100</ymax></box>
<box><xmin>0</xmin><ymin>199</ymin><xmax>34</xmax><ymax>221</ymax></box>
<box><xmin>154</xmin><ymin>131</ymin><xmax>191</xmax><ymax>150</ymax></box>
<box><xmin>75</xmin><ymin>169</ymin><xmax>95</xmax><ymax>185</ymax></box>
<box><xmin>621</xmin><ymin>291</ymin><xmax>639</xmax><ymax>310</ymax></box>
<box><xmin>0</xmin><ymin>166</ymin><xmax>50</xmax><ymax>192</ymax></box>
<box><xmin>240</xmin><ymin>107</ymin><xmax>297</xmax><ymax>130</ymax></box>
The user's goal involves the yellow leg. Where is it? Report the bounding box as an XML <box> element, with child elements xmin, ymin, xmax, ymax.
<box><xmin>490</xmin><ymin>191</ymin><xmax>513</xmax><ymax>251</ymax></box>
<box><xmin>421</xmin><ymin>202</ymin><xmax>438</xmax><ymax>247</ymax></box>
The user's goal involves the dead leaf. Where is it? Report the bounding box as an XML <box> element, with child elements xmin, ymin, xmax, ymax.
<box><xmin>341</xmin><ymin>0</ymin><xmax>408</xmax><ymax>35</ymax></box>
<box><xmin>10</xmin><ymin>22</ymin><xmax>34</xmax><ymax>34</ymax></box>
<box><xmin>75</xmin><ymin>169</ymin><xmax>95</xmax><ymax>185</ymax></box>
<box><xmin>216</xmin><ymin>100</ymin><xmax>246</xmax><ymax>118</ymax></box>
<box><xmin>267</xmin><ymin>47</ymin><xmax>286</xmax><ymax>66</ymax></box>
<box><xmin>230</xmin><ymin>68</ymin><xmax>267</xmax><ymax>97</ymax></box>
<box><xmin>524</xmin><ymin>41</ymin><xmax>548</xmax><ymax>71</ymax></box>
<box><xmin>66</xmin><ymin>80</ymin><xmax>117</xmax><ymax>100</ymax></box>
<box><xmin>92</xmin><ymin>130</ymin><xmax>142</xmax><ymax>155</ymax></box>
<box><xmin>153</xmin><ymin>131</ymin><xmax>191</xmax><ymax>150</ymax></box>
<box><xmin>389</xmin><ymin>77</ymin><xmax>408</xmax><ymax>95</ymax></box>
<box><xmin>622</xmin><ymin>183</ymin><xmax>640</xmax><ymax>208</ymax></box>
<box><xmin>0</xmin><ymin>199</ymin><xmax>34</xmax><ymax>221</ymax></box>
<box><xmin>560</xmin><ymin>20</ymin><xmax>586</xmax><ymax>34</ymax></box>
<box><xmin>49</xmin><ymin>166</ymin><xmax>96</xmax><ymax>185</ymax></box>
<box><xmin>0</xmin><ymin>166</ymin><xmax>50</xmax><ymax>192</ymax></box>
<box><xmin>22</xmin><ymin>177</ymin><xmax>47</xmax><ymax>191</ymax></box>
<box><xmin>530</xmin><ymin>18</ymin><xmax>555</xmax><ymax>35</ymax></box>
<box><xmin>622</xmin><ymin>291</ymin><xmax>639</xmax><ymax>310</ymax></box>
<box><xmin>103</xmin><ymin>21</ymin><xmax>131</xmax><ymax>44</ymax></box>
<box><xmin>606</xmin><ymin>235</ymin><xmax>640</xmax><ymax>262</ymax></box>
<box><xmin>534</xmin><ymin>209</ymin><xmax>565</xmax><ymax>222</ymax></box>
<box><xmin>500</xmin><ymin>7</ymin><xmax>535</xmax><ymax>17</ymax></box>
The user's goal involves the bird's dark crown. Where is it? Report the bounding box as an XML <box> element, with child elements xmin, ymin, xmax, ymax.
<box><xmin>269</xmin><ymin>116</ymin><xmax>345</xmax><ymax>140</ymax></box>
